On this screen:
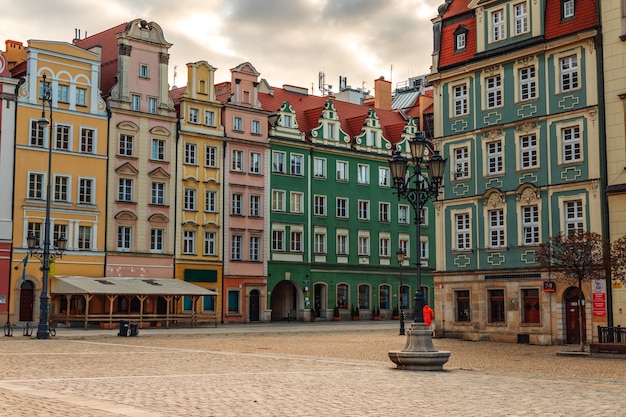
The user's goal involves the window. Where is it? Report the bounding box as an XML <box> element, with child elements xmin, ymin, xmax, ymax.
<box><xmin>54</xmin><ymin>175</ymin><xmax>69</xmax><ymax>202</ymax></box>
<box><xmin>80</xmin><ymin>128</ymin><xmax>95</xmax><ymax>153</ymax></box>
<box><xmin>336</xmin><ymin>161</ymin><xmax>348</xmax><ymax>181</ymax></box>
<box><xmin>291</xmin><ymin>154</ymin><xmax>304</xmax><ymax>176</ymax></box>
<box><xmin>420</xmin><ymin>207</ymin><xmax>428</xmax><ymax>226</ymax></box>
<box><xmin>185</xmin><ymin>143</ymin><xmax>197</xmax><ymax>165</ymax></box>
<box><xmin>29</xmin><ymin>173</ymin><xmax>44</xmax><ymax>199</ymax></box>
<box><xmin>358</xmin><ymin>285</ymin><xmax>370</xmax><ymax>310</ymax></box>
<box><xmin>327</xmin><ymin>123</ymin><xmax>335</xmax><ymax>139</ymax></box>
<box><xmin>337</xmin><ymin>234</ymin><xmax>348</xmax><ymax>255</ymax></box>
<box><xmin>117</xmin><ymin>226</ymin><xmax>132</xmax><ymax>251</ymax></box>
<box><xmin>488</xmin><ymin>209</ymin><xmax>505</xmax><ymax>248</ymax></box>
<box><xmin>314</xmin><ymin>195</ymin><xmax>327</xmax><ymax>216</ymax></box>
<box><xmin>358</xmin><ymin>235</ymin><xmax>370</xmax><ymax>256</ymax></box>
<box><xmin>140</xmin><ymin>64</ymin><xmax>149</xmax><ymax>78</ymax></box>
<box><xmin>204</xmin><ymin>110</ymin><xmax>215</xmax><ymax>126</ymax></box>
<box><xmin>562</xmin><ymin>0</ymin><xmax>575</xmax><ymax>19</ymax></box>
<box><xmin>291</xmin><ymin>231</ymin><xmax>303</xmax><ymax>252</ymax></box>
<box><xmin>420</xmin><ymin>239</ymin><xmax>429</xmax><ymax>261</ymax></box>
<box><xmin>56</xmin><ymin>124</ymin><xmax>70</xmax><ymax>150</ymax></box>
<box><xmin>455</xmin><ymin>213</ymin><xmax>471</xmax><ymax>250</ymax></box>
<box><xmin>454</xmin><ymin>146</ymin><xmax>469</xmax><ymax>179</ymax></box>
<box><xmin>119</xmin><ymin>134</ymin><xmax>133</xmax><ymax>156</ymax></box>
<box><xmin>151</xmin><ymin>229</ymin><xmax>164</xmax><ymax>253</ymax></box>
<box><xmin>27</xmin><ymin>222</ymin><xmax>42</xmax><ymax>246</ymax></box>
<box><xmin>314</xmin><ymin>157</ymin><xmax>326</xmax><ymax>179</ymax></box>
<box><xmin>453</xmin><ymin>84</ymin><xmax>468</xmax><ymax>117</ymax></box>
<box><xmin>379</xmin><ymin>167</ymin><xmax>390</xmax><ymax>187</ymax></box>
<box><xmin>488</xmin><ymin>289</ymin><xmax>505</xmax><ymax>323</ymax></box>
<box><xmin>492</xmin><ymin>9</ymin><xmax>505</xmax><ymax>42</ymax></box>
<box><xmin>337</xmin><ymin>198</ymin><xmax>348</xmax><ymax>218</ymax></box>
<box><xmin>205</xmin><ymin>190</ymin><xmax>217</xmax><ymax>212</ymax></box>
<box><xmin>283</xmin><ymin>115</ymin><xmax>292</xmax><ymax>128</ymax></box>
<box><xmin>522</xmin><ymin>288</ymin><xmax>540</xmax><ymax>323</ymax></box>
<box><xmin>522</xmin><ymin>205</ymin><xmax>539</xmax><ymax>245</ymax></box>
<box><xmin>233</xmin><ymin>116</ymin><xmax>243</xmax><ymax>131</ymax></box>
<box><xmin>250</xmin><ymin>195</ymin><xmax>261</xmax><ymax>217</ymax></box>
<box><xmin>455</xmin><ymin>290</ymin><xmax>471</xmax><ymax>322</ymax></box>
<box><xmin>399</xmin><ymin>239</ymin><xmax>409</xmax><ymax>260</ymax></box>
<box><xmin>119</xmin><ymin>178</ymin><xmax>134</xmax><ymax>201</ymax></box>
<box><xmin>251</xmin><ymin>119</ymin><xmax>261</xmax><ymax>134</ymax></box>
<box><xmin>565</xmin><ymin>199</ymin><xmax>583</xmax><ymax>235</ymax></box>
<box><xmin>76</xmin><ymin>87</ymin><xmax>87</xmax><ymax>106</ymax></box>
<box><xmin>250</xmin><ymin>152</ymin><xmax>261</xmax><ymax>174</ymax></box>
<box><xmin>78</xmin><ymin>225</ymin><xmax>92</xmax><ymax>250</ymax></box>
<box><xmin>231</xmin><ymin>235</ymin><xmax>242</xmax><ymax>260</ymax></box>
<box><xmin>148</xmin><ymin>97</ymin><xmax>157</xmax><ymax>114</ymax></box>
<box><xmin>205</xmin><ymin>146</ymin><xmax>217</xmax><ymax>167</ymax></box>
<box><xmin>78</xmin><ymin>178</ymin><xmax>94</xmax><ymax>205</ymax></box>
<box><xmin>272</xmin><ymin>152</ymin><xmax>285</xmax><ymax>173</ymax></box>
<box><xmin>485</xmin><ymin>75</ymin><xmax>502</xmax><ymax>108</ymax></box>
<box><xmin>520</xmin><ymin>134</ymin><xmax>537</xmax><ymax>169</ymax></box>
<box><xmin>131</xmin><ymin>94</ymin><xmax>140</xmax><ymax>111</ymax></box>
<box><xmin>204</xmin><ymin>232</ymin><xmax>217</xmax><ymax>256</ymax></box>
<box><xmin>487</xmin><ymin>140</ymin><xmax>503</xmax><ymax>175</ymax></box>
<box><xmin>183</xmin><ymin>230</ymin><xmax>196</xmax><ymax>255</ymax></box>
<box><xmin>57</xmin><ymin>85</ymin><xmax>69</xmax><ymax>103</ymax></box>
<box><xmin>250</xmin><ymin>236</ymin><xmax>261</xmax><ymax>260</ymax></box>
<box><xmin>358</xmin><ymin>200</ymin><xmax>370</xmax><ymax>220</ymax></box>
<box><xmin>152</xmin><ymin>139</ymin><xmax>165</xmax><ymax>161</ymax></box>
<box><xmin>272</xmin><ymin>230</ymin><xmax>285</xmax><ymax>251</ymax></box>
<box><xmin>560</xmin><ymin>55</ymin><xmax>578</xmax><ymax>92</ymax></box>
<box><xmin>398</xmin><ymin>205</ymin><xmax>409</xmax><ymax>224</ymax></box>
<box><xmin>184</xmin><ymin>189</ymin><xmax>196</xmax><ymax>211</ymax></box>
<box><xmin>272</xmin><ymin>190</ymin><xmax>285</xmax><ymax>212</ymax></box>
<box><xmin>455</xmin><ymin>28</ymin><xmax>466</xmax><ymax>51</ymax></box>
<box><xmin>562</xmin><ymin>126</ymin><xmax>581</xmax><ymax>163</ymax></box>
<box><xmin>53</xmin><ymin>224</ymin><xmax>67</xmax><ymax>249</ymax></box>
<box><xmin>314</xmin><ymin>231</ymin><xmax>327</xmax><ymax>254</ymax></box>
<box><xmin>337</xmin><ymin>284</ymin><xmax>349</xmax><ymax>309</ymax></box>
<box><xmin>151</xmin><ymin>182</ymin><xmax>165</xmax><ymax>205</ymax></box>
<box><xmin>231</xmin><ymin>150</ymin><xmax>243</xmax><ymax>172</ymax></box>
<box><xmin>400</xmin><ymin>285</ymin><xmax>410</xmax><ymax>309</ymax></box>
<box><xmin>227</xmin><ymin>290</ymin><xmax>240</xmax><ymax>313</ymax></box>
<box><xmin>519</xmin><ymin>66</ymin><xmax>536</xmax><ymax>101</ymax></box>
<box><xmin>30</xmin><ymin>120</ymin><xmax>45</xmax><ymax>147</ymax></box>
<box><xmin>232</xmin><ymin>193</ymin><xmax>243</xmax><ymax>215</ymax></box>
<box><xmin>189</xmin><ymin>108</ymin><xmax>199</xmax><ymax>124</ymax></box>
<box><xmin>379</xmin><ymin>202</ymin><xmax>390</xmax><ymax>223</ymax></box>
<box><xmin>290</xmin><ymin>192</ymin><xmax>303</xmax><ymax>214</ymax></box>
<box><xmin>357</xmin><ymin>164</ymin><xmax>370</xmax><ymax>184</ymax></box>
<box><xmin>380</xmin><ymin>237</ymin><xmax>390</xmax><ymax>257</ymax></box>
<box><xmin>514</xmin><ymin>2</ymin><xmax>528</xmax><ymax>35</ymax></box>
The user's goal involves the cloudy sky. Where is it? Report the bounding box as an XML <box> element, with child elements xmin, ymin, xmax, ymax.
<box><xmin>1</xmin><ymin>0</ymin><xmax>442</xmax><ymax>95</ymax></box>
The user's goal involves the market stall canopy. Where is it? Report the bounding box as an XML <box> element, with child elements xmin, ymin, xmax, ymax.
<box><xmin>52</xmin><ymin>276</ymin><xmax>218</xmax><ymax>296</ymax></box>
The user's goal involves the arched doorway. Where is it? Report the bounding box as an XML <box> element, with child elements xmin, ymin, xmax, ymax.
<box><xmin>19</xmin><ymin>280</ymin><xmax>35</xmax><ymax>322</ymax></box>
<box><xmin>270</xmin><ymin>280</ymin><xmax>298</xmax><ymax>321</ymax></box>
<box><xmin>313</xmin><ymin>283</ymin><xmax>326</xmax><ymax>319</ymax></box>
<box><xmin>564</xmin><ymin>286</ymin><xmax>586</xmax><ymax>344</ymax></box>
<box><xmin>249</xmin><ymin>290</ymin><xmax>260</xmax><ymax>322</ymax></box>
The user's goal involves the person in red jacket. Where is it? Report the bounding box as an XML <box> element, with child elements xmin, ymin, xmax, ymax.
<box><xmin>423</xmin><ymin>304</ymin><xmax>434</xmax><ymax>328</ymax></box>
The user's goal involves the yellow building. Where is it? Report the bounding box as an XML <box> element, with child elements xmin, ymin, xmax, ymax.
<box><xmin>171</xmin><ymin>61</ymin><xmax>225</xmax><ymax>320</ymax></box>
<box><xmin>9</xmin><ymin>40</ymin><xmax>108</xmax><ymax>324</ymax></box>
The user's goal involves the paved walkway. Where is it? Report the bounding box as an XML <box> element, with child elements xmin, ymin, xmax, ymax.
<box><xmin>1</xmin><ymin>321</ymin><xmax>625</xmax><ymax>416</ymax></box>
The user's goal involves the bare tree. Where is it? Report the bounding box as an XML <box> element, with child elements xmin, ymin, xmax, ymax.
<box><xmin>536</xmin><ymin>232</ymin><xmax>607</xmax><ymax>352</ymax></box>
<box><xmin>611</xmin><ymin>235</ymin><xmax>626</xmax><ymax>284</ymax></box>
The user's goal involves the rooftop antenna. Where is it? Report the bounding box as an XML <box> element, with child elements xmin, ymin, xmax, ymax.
<box><xmin>318</xmin><ymin>71</ymin><xmax>332</xmax><ymax>96</ymax></box>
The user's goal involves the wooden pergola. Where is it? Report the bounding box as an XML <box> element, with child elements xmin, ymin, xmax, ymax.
<box><xmin>51</xmin><ymin>276</ymin><xmax>218</xmax><ymax>329</ymax></box>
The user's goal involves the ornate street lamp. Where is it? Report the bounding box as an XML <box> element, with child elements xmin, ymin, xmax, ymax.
<box><xmin>27</xmin><ymin>74</ymin><xmax>67</xmax><ymax>339</ymax></box>
<box><xmin>396</xmin><ymin>248</ymin><xmax>405</xmax><ymax>336</ymax></box>
<box><xmin>388</xmin><ymin>132</ymin><xmax>450</xmax><ymax>370</ymax></box>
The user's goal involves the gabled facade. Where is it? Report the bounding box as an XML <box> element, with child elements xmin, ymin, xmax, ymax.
<box><xmin>428</xmin><ymin>0</ymin><xmax>603</xmax><ymax>344</ymax></box>
<box><xmin>77</xmin><ymin>20</ymin><xmax>178</xmax><ymax>285</ymax></box>
<box><xmin>171</xmin><ymin>61</ymin><xmax>224</xmax><ymax>320</ymax></box>
<box><xmin>217</xmin><ymin>63</ymin><xmax>270</xmax><ymax>323</ymax></box>
<box><xmin>7</xmin><ymin>40</ymin><xmax>108</xmax><ymax>324</ymax></box>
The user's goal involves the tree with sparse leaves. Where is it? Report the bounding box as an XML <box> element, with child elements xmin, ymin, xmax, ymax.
<box><xmin>535</xmin><ymin>231</ymin><xmax>608</xmax><ymax>352</ymax></box>
<box><xmin>611</xmin><ymin>235</ymin><xmax>626</xmax><ymax>284</ymax></box>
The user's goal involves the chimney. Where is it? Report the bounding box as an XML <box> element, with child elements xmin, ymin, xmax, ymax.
<box><xmin>374</xmin><ymin>76</ymin><xmax>392</xmax><ymax>110</ymax></box>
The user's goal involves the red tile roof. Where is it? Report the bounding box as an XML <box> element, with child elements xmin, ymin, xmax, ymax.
<box><xmin>442</xmin><ymin>0</ymin><xmax>471</xmax><ymax>19</ymax></box>
<box><xmin>544</xmin><ymin>0</ymin><xmax>598</xmax><ymax>40</ymax></box>
<box><xmin>438</xmin><ymin>16</ymin><xmax>476</xmax><ymax>68</ymax></box>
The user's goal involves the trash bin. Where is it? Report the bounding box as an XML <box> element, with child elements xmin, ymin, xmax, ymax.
<box><xmin>129</xmin><ymin>322</ymin><xmax>139</xmax><ymax>337</ymax></box>
<box><xmin>118</xmin><ymin>320</ymin><xmax>129</xmax><ymax>337</ymax></box>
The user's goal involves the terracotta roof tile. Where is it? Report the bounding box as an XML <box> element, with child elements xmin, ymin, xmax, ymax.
<box><xmin>442</xmin><ymin>0</ymin><xmax>471</xmax><ymax>19</ymax></box>
<box><xmin>439</xmin><ymin>17</ymin><xmax>476</xmax><ymax>68</ymax></box>
<box><xmin>544</xmin><ymin>0</ymin><xmax>598</xmax><ymax>40</ymax></box>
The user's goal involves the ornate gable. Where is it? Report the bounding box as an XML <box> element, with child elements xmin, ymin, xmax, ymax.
<box><xmin>354</xmin><ymin>108</ymin><xmax>392</xmax><ymax>154</ymax></box>
<box><xmin>310</xmin><ymin>100</ymin><xmax>350</xmax><ymax>147</ymax></box>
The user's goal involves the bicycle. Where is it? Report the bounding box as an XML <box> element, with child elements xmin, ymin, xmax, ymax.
<box><xmin>49</xmin><ymin>321</ymin><xmax>56</xmax><ymax>337</ymax></box>
<box><xmin>3</xmin><ymin>320</ymin><xmax>12</xmax><ymax>337</ymax></box>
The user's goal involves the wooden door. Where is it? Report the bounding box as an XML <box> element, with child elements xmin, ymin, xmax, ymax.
<box><xmin>249</xmin><ymin>290</ymin><xmax>260</xmax><ymax>322</ymax></box>
<box><xmin>565</xmin><ymin>289</ymin><xmax>586</xmax><ymax>344</ymax></box>
<box><xmin>19</xmin><ymin>281</ymin><xmax>35</xmax><ymax>322</ymax></box>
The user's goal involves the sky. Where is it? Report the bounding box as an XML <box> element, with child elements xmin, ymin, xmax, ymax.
<box><xmin>0</xmin><ymin>0</ymin><xmax>442</xmax><ymax>95</ymax></box>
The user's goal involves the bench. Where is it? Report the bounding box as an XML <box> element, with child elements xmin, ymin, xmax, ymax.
<box><xmin>590</xmin><ymin>343</ymin><xmax>626</xmax><ymax>354</ymax></box>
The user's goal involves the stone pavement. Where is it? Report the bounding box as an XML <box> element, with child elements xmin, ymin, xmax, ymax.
<box><xmin>1</xmin><ymin>321</ymin><xmax>625</xmax><ymax>416</ymax></box>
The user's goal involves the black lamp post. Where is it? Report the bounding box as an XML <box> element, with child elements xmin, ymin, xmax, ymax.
<box><xmin>396</xmin><ymin>248</ymin><xmax>405</xmax><ymax>336</ymax></box>
<box><xmin>27</xmin><ymin>74</ymin><xmax>67</xmax><ymax>339</ymax></box>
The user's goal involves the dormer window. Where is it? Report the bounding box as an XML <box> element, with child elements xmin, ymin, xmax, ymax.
<box><xmin>562</xmin><ymin>0</ymin><xmax>575</xmax><ymax>20</ymax></box>
<box><xmin>454</xmin><ymin>25</ymin><xmax>469</xmax><ymax>52</ymax></box>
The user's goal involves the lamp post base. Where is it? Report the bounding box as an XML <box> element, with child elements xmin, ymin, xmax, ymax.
<box><xmin>388</xmin><ymin>322</ymin><xmax>450</xmax><ymax>371</ymax></box>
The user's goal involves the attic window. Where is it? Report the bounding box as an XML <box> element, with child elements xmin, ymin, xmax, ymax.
<box><xmin>454</xmin><ymin>25</ymin><xmax>469</xmax><ymax>52</ymax></box>
<box><xmin>561</xmin><ymin>0</ymin><xmax>575</xmax><ymax>21</ymax></box>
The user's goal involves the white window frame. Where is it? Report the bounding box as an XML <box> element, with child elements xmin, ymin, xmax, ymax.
<box><xmin>314</xmin><ymin>195</ymin><xmax>327</xmax><ymax>216</ymax></box>
<box><xmin>357</xmin><ymin>164</ymin><xmax>370</xmax><ymax>184</ymax></box>
<box><xmin>560</xmin><ymin>55</ymin><xmax>579</xmax><ymax>92</ymax></box>
<box><xmin>272</xmin><ymin>190</ymin><xmax>286</xmax><ymax>212</ymax></box>
<box><xmin>491</xmin><ymin>9</ymin><xmax>505</xmax><ymax>43</ymax></box>
<box><xmin>185</xmin><ymin>143</ymin><xmax>197</xmax><ymax>165</ymax></box>
<box><xmin>455</xmin><ymin>212</ymin><xmax>471</xmax><ymax>251</ymax></box>
<box><xmin>454</xmin><ymin>146</ymin><xmax>470</xmax><ymax>179</ymax></box>
<box><xmin>520</xmin><ymin>134</ymin><xmax>538</xmax><ymax>170</ymax></box>
<box><xmin>291</xmin><ymin>154</ymin><xmax>304</xmax><ymax>176</ymax></box>
<box><xmin>358</xmin><ymin>200</ymin><xmax>370</xmax><ymax>221</ymax></box>
<box><xmin>562</xmin><ymin>126</ymin><xmax>581</xmax><ymax>163</ymax></box>
<box><xmin>522</xmin><ymin>205</ymin><xmax>539</xmax><ymax>246</ymax></box>
<box><xmin>272</xmin><ymin>151</ymin><xmax>286</xmax><ymax>173</ymax></box>
<box><xmin>519</xmin><ymin>66</ymin><xmax>537</xmax><ymax>101</ymax></box>
<box><xmin>485</xmin><ymin>74</ymin><xmax>502</xmax><ymax>109</ymax></box>
<box><xmin>488</xmin><ymin>209</ymin><xmax>505</xmax><ymax>248</ymax></box>
<box><xmin>336</xmin><ymin>161</ymin><xmax>348</xmax><ymax>181</ymax></box>
<box><xmin>337</xmin><ymin>197</ymin><xmax>349</xmax><ymax>219</ymax></box>
<box><xmin>513</xmin><ymin>2</ymin><xmax>528</xmax><ymax>36</ymax></box>
<box><xmin>231</xmin><ymin>149</ymin><xmax>243</xmax><ymax>172</ymax></box>
<box><xmin>453</xmin><ymin>84</ymin><xmax>468</xmax><ymax>117</ymax></box>
<box><xmin>487</xmin><ymin>140</ymin><xmax>503</xmax><ymax>175</ymax></box>
<box><xmin>250</xmin><ymin>152</ymin><xmax>261</xmax><ymax>174</ymax></box>
<box><xmin>314</xmin><ymin>157</ymin><xmax>327</xmax><ymax>179</ymax></box>
<box><xmin>290</xmin><ymin>192</ymin><xmax>304</xmax><ymax>214</ymax></box>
